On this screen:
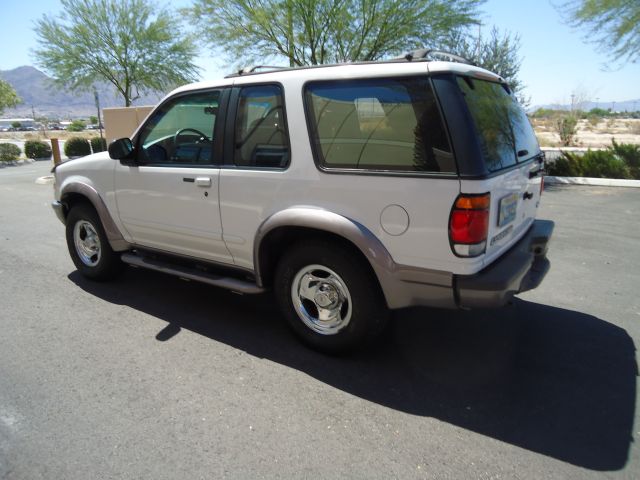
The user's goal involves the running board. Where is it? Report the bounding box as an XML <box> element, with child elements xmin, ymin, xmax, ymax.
<box><xmin>121</xmin><ymin>253</ymin><xmax>265</xmax><ymax>294</ymax></box>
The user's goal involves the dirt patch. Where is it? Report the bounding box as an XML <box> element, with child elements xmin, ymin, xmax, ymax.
<box><xmin>533</xmin><ymin>118</ymin><xmax>640</xmax><ymax>148</ymax></box>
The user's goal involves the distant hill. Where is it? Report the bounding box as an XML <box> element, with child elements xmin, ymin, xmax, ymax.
<box><xmin>0</xmin><ymin>66</ymin><xmax>165</xmax><ymax>119</ymax></box>
<box><xmin>531</xmin><ymin>99</ymin><xmax>640</xmax><ymax>113</ymax></box>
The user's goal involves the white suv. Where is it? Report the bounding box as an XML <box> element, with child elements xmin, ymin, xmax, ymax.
<box><xmin>52</xmin><ymin>51</ymin><xmax>553</xmax><ymax>352</ymax></box>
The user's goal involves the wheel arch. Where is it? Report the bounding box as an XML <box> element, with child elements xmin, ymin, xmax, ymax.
<box><xmin>254</xmin><ymin>208</ymin><xmax>397</xmax><ymax>307</ymax></box>
<box><xmin>60</xmin><ymin>182</ymin><xmax>130</xmax><ymax>252</ymax></box>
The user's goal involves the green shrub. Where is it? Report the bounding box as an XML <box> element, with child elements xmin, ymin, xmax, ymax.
<box><xmin>24</xmin><ymin>140</ymin><xmax>52</xmax><ymax>159</ymax></box>
<box><xmin>610</xmin><ymin>139</ymin><xmax>640</xmax><ymax>179</ymax></box>
<box><xmin>64</xmin><ymin>137</ymin><xmax>91</xmax><ymax>157</ymax></box>
<box><xmin>547</xmin><ymin>152</ymin><xmax>584</xmax><ymax>177</ymax></box>
<box><xmin>67</xmin><ymin>120</ymin><xmax>86</xmax><ymax>132</ymax></box>
<box><xmin>90</xmin><ymin>137</ymin><xmax>107</xmax><ymax>153</ymax></box>
<box><xmin>580</xmin><ymin>150</ymin><xmax>630</xmax><ymax>179</ymax></box>
<box><xmin>0</xmin><ymin>143</ymin><xmax>21</xmax><ymax>162</ymax></box>
<box><xmin>547</xmin><ymin>143</ymin><xmax>634</xmax><ymax>179</ymax></box>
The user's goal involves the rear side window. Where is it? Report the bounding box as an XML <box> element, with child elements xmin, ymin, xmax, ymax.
<box><xmin>457</xmin><ymin>76</ymin><xmax>539</xmax><ymax>172</ymax></box>
<box><xmin>305</xmin><ymin>77</ymin><xmax>454</xmax><ymax>173</ymax></box>
<box><xmin>234</xmin><ymin>85</ymin><xmax>289</xmax><ymax>168</ymax></box>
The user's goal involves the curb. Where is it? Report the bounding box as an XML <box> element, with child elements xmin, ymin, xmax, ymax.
<box><xmin>544</xmin><ymin>176</ymin><xmax>640</xmax><ymax>188</ymax></box>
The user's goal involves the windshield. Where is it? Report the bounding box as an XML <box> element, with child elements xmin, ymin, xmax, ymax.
<box><xmin>457</xmin><ymin>76</ymin><xmax>539</xmax><ymax>172</ymax></box>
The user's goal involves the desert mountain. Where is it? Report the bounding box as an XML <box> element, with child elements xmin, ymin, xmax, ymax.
<box><xmin>0</xmin><ymin>66</ymin><xmax>165</xmax><ymax>119</ymax></box>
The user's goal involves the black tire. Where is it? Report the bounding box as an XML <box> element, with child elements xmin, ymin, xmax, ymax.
<box><xmin>65</xmin><ymin>203</ymin><xmax>124</xmax><ymax>281</ymax></box>
<box><xmin>274</xmin><ymin>240</ymin><xmax>390</xmax><ymax>353</ymax></box>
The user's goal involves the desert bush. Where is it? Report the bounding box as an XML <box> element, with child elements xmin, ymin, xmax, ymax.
<box><xmin>0</xmin><ymin>143</ymin><xmax>21</xmax><ymax>162</ymax></box>
<box><xmin>24</xmin><ymin>140</ymin><xmax>52</xmax><ymax>159</ymax></box>
<box><xmin>587</xmin><ymin>115</ymin><xmax>600</xmax><ymax>128</ymax></box>
<box><xmin>64</xmin><ymin>137</ymin><xmax>91</xmax><ymax>157</ymax></box>
<box><xmin>547</xmin><ymin>140</ymin><xmax>640</xmax><ymax>179</ymax></box>
<box><xmin>90</xmin><ymin>137</ymin><xmax>107</xmax><ymax>153</ymax></box>
<box><xmin>555</xmin><ymin>115</ymin><xmax>578</xmax><ymax>146</ymax></box>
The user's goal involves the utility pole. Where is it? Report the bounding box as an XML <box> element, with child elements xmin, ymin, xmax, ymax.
<box><xmin>32</xmin><ymin>104</ymin><xmax>47</xmax><ymax>137</ymax></box>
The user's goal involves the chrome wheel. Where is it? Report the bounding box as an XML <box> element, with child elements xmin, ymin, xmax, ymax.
<box><xmin>73</xmin><ymin>220</ymin><xmax>101</xmax><ymax>267</ymax></box>
<box><xmin>291</xmin><ymin>264</ymin><xmax>352</xmax><ymax>335</ymax></box>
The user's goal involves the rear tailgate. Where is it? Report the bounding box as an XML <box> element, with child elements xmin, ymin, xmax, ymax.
<box><xmin>454</xmin><ymin>73</ymin><xmax>544</xmax><ymax>267</ymax></box>
<box><xmin>461</xmin><ymin>158</ymin><xmax>544</xmax><ymax>267</ymax></box>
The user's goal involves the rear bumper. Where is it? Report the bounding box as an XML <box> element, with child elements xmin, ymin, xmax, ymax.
<box><xmin>455</xmin><ymin>219</ymin><xmax>555</xmax><ymax>308</ymax></box>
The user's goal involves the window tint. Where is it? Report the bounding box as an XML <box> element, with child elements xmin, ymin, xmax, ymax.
<box><xmin>234</xmin><ymin>85</ymin><xmax>289</xmax><ymax>168</ymax></box>
<box><xmin>457</xmin><ymin>76</ymin><xmax>539</xmax><ymax>172</ymax></box>
<box><xmin>305</xmin><ymin>77</ymin><xmax>454</xmax><ymax>173</ymax></box>
<box><xmin>137</xmin><ymin>91</ymin><xmax>220</xmax><ymax>165</ymax></box>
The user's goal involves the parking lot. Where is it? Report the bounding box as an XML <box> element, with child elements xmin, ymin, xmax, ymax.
<box><xmin>0</xmin><ymin>161</ymin><xmax>638</xmax><ymax>479</ymax></box>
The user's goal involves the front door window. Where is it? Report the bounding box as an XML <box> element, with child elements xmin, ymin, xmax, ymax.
<box><xmin>137</xmin><ymin>91</ymin><xmax>221</xmax><ymax>166</ymax></box>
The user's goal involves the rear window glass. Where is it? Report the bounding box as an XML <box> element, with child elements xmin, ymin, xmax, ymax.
<box><xmin>305</xmin><ymin>77</ymin><xmax>454</xmax><ymax>173</ymax></box>
<box><xmin>457</xmin><ymin>76</ymin><xmax>539</xmax><ymax>172</ymax></box>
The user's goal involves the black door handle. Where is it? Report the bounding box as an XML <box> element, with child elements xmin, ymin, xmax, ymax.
<box><xmin>523</xmin><ymin>191</ymin><xmax>534</xmax><ymax>200</ymax></box>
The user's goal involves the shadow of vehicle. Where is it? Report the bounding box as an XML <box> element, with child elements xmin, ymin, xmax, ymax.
<box><xmin>69</xmin><ymin>267</ymin><xmax>636</xmax><ymax>471</ymax></box>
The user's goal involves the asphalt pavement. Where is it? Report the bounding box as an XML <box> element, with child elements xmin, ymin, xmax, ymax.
<box><xmin>0</xmin><ymin>161</ymin><xmax>639</xmax><ymax>479</ymax></box>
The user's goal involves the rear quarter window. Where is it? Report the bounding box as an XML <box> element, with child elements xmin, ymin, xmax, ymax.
<box><xmin>305</xmin><ymin>77</ymin><xmax>455</xmax><ymax>173</ymax></box>
<box><xmin>457</xmin><ymin>76</ymin><xmax>539</xmax><ymax>172</ymax></box>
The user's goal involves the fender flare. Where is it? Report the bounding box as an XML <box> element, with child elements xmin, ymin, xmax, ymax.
<box><xmin>253</xmin><ymin>207</ymin><xmax>397</xmax><ymax>303</ymax></box>
<box><xmin>60</xmin><ymin>182</ymin><xmax>130</xmax><ymax>252</ymax></box>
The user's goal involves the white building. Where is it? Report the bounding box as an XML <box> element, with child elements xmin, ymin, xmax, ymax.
<box><xmin>0</xmin><ymin>118</ymin><xmax>36</xmax><ymax>129</ymax></box>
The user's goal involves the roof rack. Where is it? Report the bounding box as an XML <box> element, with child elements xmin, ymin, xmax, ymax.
<box><xmin>398</xmin><ymin>49</ymin><xmax>475</xmax><ymax>66</ymax></box>
<box><xmin>225</xmin><ymin>48</ymin><xmax>475</xmax><ymax>78</ymax></box>
<box><xmin>227</xmin><ymin>65</ymin><xmax>289</xmax><ymax>78</ymax></box>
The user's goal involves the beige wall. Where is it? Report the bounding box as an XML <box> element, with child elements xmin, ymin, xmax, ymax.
<box><xmin>103</xmin><ymin>106</ymin><xmax>154</xmax><ymax>144</ymax></box>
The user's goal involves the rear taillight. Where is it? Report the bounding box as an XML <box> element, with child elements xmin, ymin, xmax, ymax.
<box><xmin>449</xmin><ymin>193</ymin><xmax>490</xmax><ymax>257</ymax></box>
<box><xmin>540</xmin><ymin>176</ymin><xmax>545</xmax><ymax>196</ymax></box>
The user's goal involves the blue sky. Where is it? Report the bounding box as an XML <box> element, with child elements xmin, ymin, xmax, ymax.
<box><xmin>1</xmin><ymin>0</ymin><xmax>638</xmax><ymax>107</ymax></box>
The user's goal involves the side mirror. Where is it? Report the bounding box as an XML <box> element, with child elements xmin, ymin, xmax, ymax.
<box><xmin>108</xmin><ymin>138</ymin><xmax>134</xmax><ymax>160</ymax></box>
